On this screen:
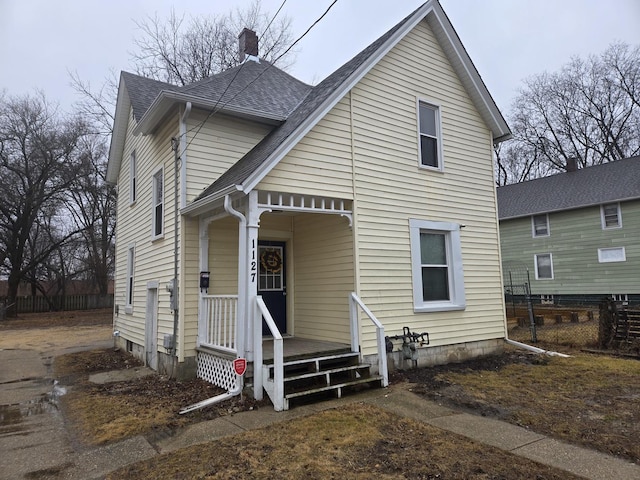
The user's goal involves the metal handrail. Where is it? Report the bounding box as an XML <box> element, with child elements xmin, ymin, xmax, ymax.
<box><xmin>256</xmin><ymin>296</ymin><xmax>284</xmax><ymax>411</ymax></box>
<box><xmin>349</xmin><ymin>292</ymin><xmax>388</xmax><ymax>387</ymax></box>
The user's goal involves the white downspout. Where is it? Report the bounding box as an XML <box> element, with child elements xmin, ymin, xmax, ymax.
<box><xmin>505</xmin><ymin>338</ymin><xmax>570</xmax><ymax>357</ymax></box>
<box><xmin>179</xmin><ymin>102</ymin><xmax>192</xmax><ymax>209</ymax></box>
<box><xmin>179</xmin><ymin>195</ymin><xmax>246</xmax><ymax>414</ymax></box>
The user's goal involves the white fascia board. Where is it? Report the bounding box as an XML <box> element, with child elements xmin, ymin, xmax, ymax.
<box><xmin>106</xmin><ymin>77</ymin><xmax>132</xmax><ymax>185</ymax></box>
<box><xmin>181</xmin><ymin>185</ymin><xmax>242</xmax><ymax>217</ymax></box>
<box><xmin>427</xmin><ymin>2</ymin><xmax>511</xmax><ymax>141</ymax></box>
<box><xmin>133</xmin><ymin>91</ymin><xmax>285</xmax><ymax>136</ymax></box>
<box><xmin>240</xmin><ymin>2</ymin><xmax>437</xmax><ymax>193</ymax></box>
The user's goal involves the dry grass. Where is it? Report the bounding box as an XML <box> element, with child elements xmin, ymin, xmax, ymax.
<box><xmin>107</xmin><ymin>403</ymin><xmax>582</xmax><ymax>480</ymax></box>
<box><xmin>406</xmin><ymin>351</ymin><xmax>640</xmax><ymax>463</ymax></box>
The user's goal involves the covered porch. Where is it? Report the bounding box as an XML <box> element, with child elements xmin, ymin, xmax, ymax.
<box><xmin>186</xmin><ymin>190</ymin><xmax>388</xmax><ymax>411</ymax></box>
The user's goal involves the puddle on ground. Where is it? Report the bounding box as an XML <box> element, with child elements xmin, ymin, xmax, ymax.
<box><xmin>0</xmin><ymin>380</ymin><xmax>67</xmax><ymax>434</ymax></box>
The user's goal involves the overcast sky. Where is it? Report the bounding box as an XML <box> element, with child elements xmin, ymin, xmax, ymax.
<box><xmin>1</xmin><ymin>0</ymin><xmax>639</xmax><ymax>117</ymax></box>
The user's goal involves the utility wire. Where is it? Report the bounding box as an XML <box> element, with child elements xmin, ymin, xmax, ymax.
<box><xmin>179</xmin><ymin>0</ymin><xmax>339</xmax><ymax>158</ymax></box>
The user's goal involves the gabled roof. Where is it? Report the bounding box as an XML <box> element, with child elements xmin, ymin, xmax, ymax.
<box><xmin>106</xmin><ymin>61</ymin><xmax>311</xmax><ymax>184</ymax></box>
<box><xmin>183</xmin><ymin>0</ymin><xmax>511</xmax><ymax>214</ymax></box>
<box><xmin>497</xmin><ymin>156</ymin><xmax>640</xmax><ymax>220</ymax></box>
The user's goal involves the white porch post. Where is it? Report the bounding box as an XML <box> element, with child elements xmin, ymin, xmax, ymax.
<box><xmin>197</xmin><ymin>218</ymin><xmax>209</xmax><ymax>347</ymax></box>
<box><xmin>247</xmin><ymin>191</ymin><xmax>262</xmax><ymax>400</ymax></box>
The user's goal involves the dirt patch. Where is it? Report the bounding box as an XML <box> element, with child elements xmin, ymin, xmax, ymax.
<box><xmin>107</xmin><ymin>403</ymin><xmax>582</xmax><ymax>480</ymax></box>
<box><xmin>0</xmin><ymin>308</ymin><xmax>112</xmax><ymax>330</ymax></box>
<box><xmin>56</xmin><ymin>348</ymin><xmax>266</xmax><ymax>446</ymax></box>
<box><xmin>398</xmin><ymin>348</ymin><xmax>640</xmax><ymax>464</ymax></box>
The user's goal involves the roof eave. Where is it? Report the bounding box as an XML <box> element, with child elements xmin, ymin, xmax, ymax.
<box><xmin>181</xmin><ymin>185</ymin><xmax>243</xmax><ymax>217</ymax></box>
<box><xmin>133</xmin><ymin>91</ymin><xmax>286</xmax><ymax>136</ymax></box>
<box><xmin>106</xmin><ymin>76</ymin><xmax>132</xmax><ymax>185</ymax></box>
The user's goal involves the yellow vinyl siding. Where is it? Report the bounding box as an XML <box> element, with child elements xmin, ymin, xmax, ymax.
<box><xmin>185</xmin><ymin>110</ymin><xmax>272</xmax><ymax>202</ymax></box>
<box><xmin>113</xmin><ymin>108</ymin><xmax>184</xmax><ymax>358</ymax></box>
<box><xmin>208</xmin><ymin>217</ymin><xmax>240</xmax><ymax>295</ymax></box>
<box><xmin>350</xmin><ymin>19</ymin><xmax>505</xmax><ymax>354</ymax></box>
<box><xmin>258</xmin><ymin>96</ymin><xmax>354</xmax><ymax>198</ymax></box>
<box><xmin>293</xmin><ymin>214</ymin><xmax>354</xmax><ymax>343</ymax></box>
<box><xmin>181</xmin><ymin>216</ymin><xmax>200</xmax><ymax>357</ymax></box>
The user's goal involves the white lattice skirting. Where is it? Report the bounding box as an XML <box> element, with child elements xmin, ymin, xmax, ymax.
<box><xmin>197</xmin><ymin>351</ymin><xmax>236</xmax><ymax>391</ymax></box>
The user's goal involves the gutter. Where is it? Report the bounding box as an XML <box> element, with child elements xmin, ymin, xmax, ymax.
<box><xmin>180</xmin><ymin>185</ymin><xmax>242</xmax><ymax>217</ymax></box>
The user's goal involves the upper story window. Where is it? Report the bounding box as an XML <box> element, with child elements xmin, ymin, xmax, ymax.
<box><xmin>418</xmin><ymin>101</ymin><xmax>442</xmax><ymax>170</ymax></box>
<box><xmin>534</xmin><ymin>253</ymin><xmax>554</xmax><ymax>280</ymax></box>
<box><xmin>129</xmin><ymin>150</ymin><xmax>137</xmax><ymax>205</ymax></box>
<box><xmin>531</xmin><ymin>214</ymin><xmax>549</xmax><ymax>237</ymax></box>
<box><xmin>152</xmin><ymin>168</ymin><xmax>164</xmax><ymax>239</ymax></box>
<box><xmin>409</xmin><ymin>219</ymin><xmax>465</xmax><ymax>312</ymax></box>
<box><xmin>601</xmin><ymin>203</ymin><xmax>621</xmax><ymax>229</ymax></box>
<box><xmin>598</xmin><ymin>247</ymin><xmax>626</xmax><ymax>263</ymax></box>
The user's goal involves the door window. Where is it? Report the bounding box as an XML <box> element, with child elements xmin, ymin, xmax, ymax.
<box><xmin>259</xmin><ymin>246</ymin><xmax>284</xmax><ymax>291</ymax></box>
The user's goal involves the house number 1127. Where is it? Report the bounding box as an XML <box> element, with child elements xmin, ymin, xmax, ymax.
<box><xmin>250</xmin><ymin>239</ymin><xmax>257</xmax><ymax>283</ymax></box>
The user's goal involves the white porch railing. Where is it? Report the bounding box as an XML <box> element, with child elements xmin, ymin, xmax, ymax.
<box><xmin>255</xmin><ymin>296</ymin><xmax>285</xmax><ymax>411</ymax></box>
<box><xmin>199</xmin><ymin>295</ymin><xmax>238</xmax><ymax>354</ymax></box>
<box><xmin>349</xmin><ymin>292</ymin><xmax>389</xmax><ymax>387</ymax></box>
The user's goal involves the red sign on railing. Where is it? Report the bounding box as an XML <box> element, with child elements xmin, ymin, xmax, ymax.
<box><xmin>233</xmin><ymin>358</ymin><xmax>247</xmax><ymax>376</ymax></box>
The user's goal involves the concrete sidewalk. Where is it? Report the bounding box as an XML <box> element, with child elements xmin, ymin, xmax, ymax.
<box><xmin>149</xmin><ymin>386</ymin><xmax>639</xmax><ymax>480</ymax></box>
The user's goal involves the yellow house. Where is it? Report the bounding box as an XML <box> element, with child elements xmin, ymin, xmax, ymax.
<box><xmin>106</xmin><ymin>0</ymin><xmax>511</xmax><ymax>411</ymax></box>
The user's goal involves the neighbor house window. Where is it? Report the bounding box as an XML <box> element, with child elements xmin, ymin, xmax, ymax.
<box><xmin>598</xmin><ymin>247</ymin><xmax>626</xmax><ymax>263</ymax></box>
<box><xmin>531</xmin><ymin>214</ymin><xmax>549</xmax><ymax>237</ymax></box>
<box><xmin>409</xmin><ymin>219</ymin><xmax>465</xmax><ymax>312</ymax></box>
<box><xmin>601</xmin><ymin>203</ymin><xmax>621</xmax><ymax>229</ymax></box>
<box><xmin>129</xmin><ymin>150</ymin><xmax>137</xmax><ymax>204</ymax></box>
<box><xmin>125</xmin><ymin>244</ymin><xmax>135</xmax><ymax>313</ymax></box>
<box><xmin>152</xmin><ymin>168</ymin><xmax>164</xmax><ymax>239</ymax></box>
<box><xmin>534</xmin><ymin>253</ymin><xmax>554</xmax><ymax>280</ymax></box>
<box><xmin>418</xmin><ymin>101</ymin><xmax>442</xmax><ymax>170</ymax></box>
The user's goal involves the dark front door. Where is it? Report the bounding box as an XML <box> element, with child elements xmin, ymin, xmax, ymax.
<box><xmin>258</xmin><ymin>241</ymin><xmax>287</xmax><ymax>335</ymax></box>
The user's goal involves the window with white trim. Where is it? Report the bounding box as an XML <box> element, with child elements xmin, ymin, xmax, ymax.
<box><xmin>125</xmin><ymin>245</ymin><xmax>135</xmax><ymax>313</ymax></box>
<box><xmin>531</xmin><ymin>214</ymin><xmax>549</xmax><ymax>237</ymax></box>
<box><xmin>598</xmin><ymin>247</ymin><xmax>626</xmax><ymax>263</ymax></box>
<box><xmin>152</xmin><ymin>168</ymin><xmax>164</xmax><ymax>239</ymax></box>
<box><xmin>418</xmin><ymin>101</ymin><xmax>442</xmax><ymax>170</ymax></box>
<box><xmin>129</xmin><ymin>150</ymin><xmax>137</xmax><ymax>204</ymax></box>
<box><xmin>601</xmin><ymin>203</ymin><xmax>621</xmax><ymax>229</ymax></box>
<box><xmin>534</xmin><ymin>253</ymin><xmax>553</xmax><ymax>280</ymax></box>
<box><xmin>409</xmin><ymin>219</ymin><xmax>465</xmax><ymax>312</ymax></box>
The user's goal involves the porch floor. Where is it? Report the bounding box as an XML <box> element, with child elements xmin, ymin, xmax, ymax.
<box><xmin>262</xmin><ymin>337</ymin><xmax>351</xmax><ymax>363</ymax></box>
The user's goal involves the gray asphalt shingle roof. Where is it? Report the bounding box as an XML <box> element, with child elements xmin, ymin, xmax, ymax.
<box><xmin>497</xmin><ymin>156</ymin><xmax>640</xmax><ymax>220</ymax></box>
<box><xmin>195</xmin><ymin>6</ymin><xmax>416</xmax><ymax>201</ymax></box>
<box><xmin>121</xmin><ymin>72</ymin><xmax>178</xmax><ymax>122</ymax></box>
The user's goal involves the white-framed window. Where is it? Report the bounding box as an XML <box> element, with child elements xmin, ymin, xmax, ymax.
<box><xmin>534</xmin><ymin>253</ymin><xmax>554</xmax><ymax>280</ymax></box>
<box><xmin>540</xmin><ymin>294</ymin><xmax>554</xmax><ymax>305</ymax></box>
<box><xmin>601</xmin><ymin>203</ymin><xmax>621</xmax><ymax>229</ymax></box>
<box><xmin>531</xmin><ymin>214</ymin><xmax>549</xmax><ymax>237</ymax></box>
<box><xmin>598</xmin><ymin>247</ymin><xmax>626</xmax><ymax>263</ymax></box>
<box><xmin>125</xmin><ymin>244</ymin><xmax>135</xmax><ymax>314</ymax></box>
<box><xmin>409</xmin><ymin>219</ymin><xmax>465</xmax><ymax>312</ymax></box>
<box><xmin>417</xmin><ymin>100</ymin><xmax>443</xmax><ymax>170</ymax></box>
<box><xmin>152</xmin><ymin>167</ymin><xmax>164</xmax><ymax>239</ymax></box>
<box><xmin>129</xmin><ymin>150</ymin><xmax>137</xmax><ymax>205</ymax></box>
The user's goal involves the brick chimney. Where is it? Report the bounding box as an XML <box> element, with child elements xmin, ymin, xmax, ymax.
<box><xmin>238</xmin><ymin>28</ymin><xmax>258</xmax><ymax>62</ymax></box>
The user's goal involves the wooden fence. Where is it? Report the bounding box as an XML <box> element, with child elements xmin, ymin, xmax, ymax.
<box><xmin>0</xmin><ymin>294</ymin><xmax>114</xmax><ymax>313</ymax></box>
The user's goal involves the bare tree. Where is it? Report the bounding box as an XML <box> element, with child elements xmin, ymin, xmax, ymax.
<box><xmin>497</xmin><ymin>42</ymin><xmax>640</xmax><ymax>185</ymax></box>
<box><xmin>131</xmin><ymin>0</ymin><xmax>295</xmax><ymax>86</ymax></box>
<box><xmin>0</xmin><ymin>93</ymin><xmax>89</xmax><ymax>315</ymax></box>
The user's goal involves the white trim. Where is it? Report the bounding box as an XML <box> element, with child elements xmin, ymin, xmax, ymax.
<box><xmin>151</xmin><ymin>166</ymin><xmax>165</xmax><ymax>240</ymax></box>
<box><xmin>600</xmin><ymin>202</ymin><xmax>622</xmax><ymax>229</ymax></box>
<box><xmin>409</xmin><ymin>219</ymin><xmax>465</xmax><ymax>312</ymax></box>
<box><xmin>598</xmin><ymin>247</ymin><xmax>626</xmax><ymax>263</ymax></box>
<box><xmin>531</xmin><ymin>214</ymin><xmax>550</xmax><ymax>237</ymax></box>
<box><xmin>179</xmin><ymin>102</ymin><xmax>192</xmax><ymax>209</ymax></box>
<box><xmin>534</xmin><ymin>253</ymin><xmax>554</xmax><ymax>280</ymax></box>
<box><xmin>416</xmin><ymin>98</ymin><xmax>444</xmax><ymax>171</ymax></box>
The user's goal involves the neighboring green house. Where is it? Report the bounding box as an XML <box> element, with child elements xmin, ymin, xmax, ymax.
<box><xmin>497</xmin><ymin>156</ymin><xmax>640</xmax><ymax>306</ymax></box>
